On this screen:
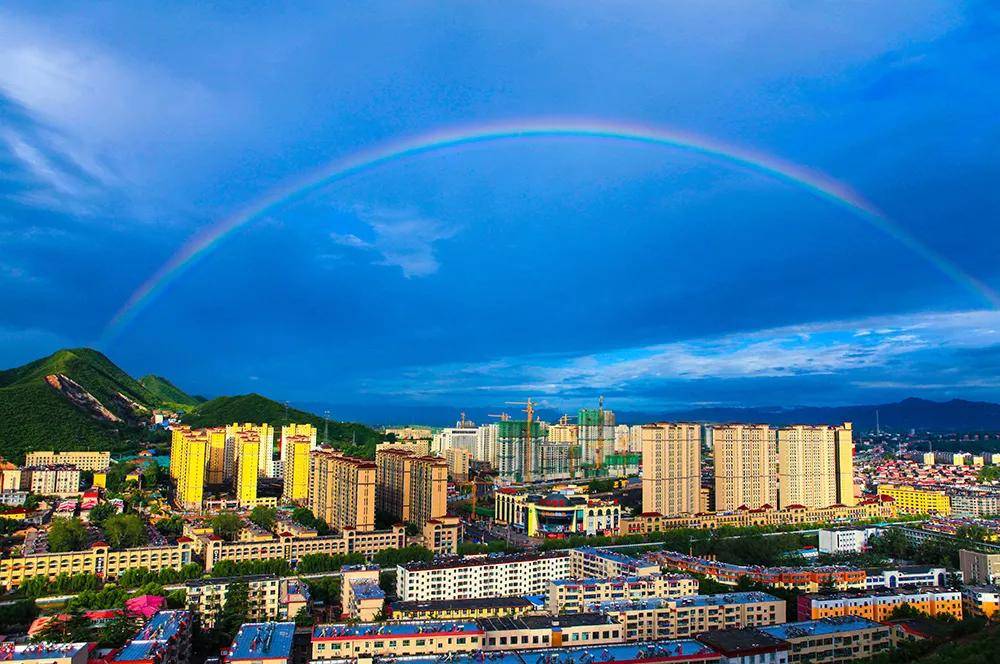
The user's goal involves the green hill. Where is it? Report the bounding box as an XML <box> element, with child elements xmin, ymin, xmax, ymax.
<box><xmin>184</xmin><ymin>393</ymin><xmax>382</xmax><ymax>458</ymax></box>
<box><xmin>0</xmin><ymin>348</ymin><xmax>385</xmax><ymax>463</ymax></box>
<box><xmin>139</xmin><ymin>374</ymin><xmax>202</xmax><ymax>410</ymax></box>
<box><xmin>0</xmin><ymin>348</ymin><xmax>159</xmax><ymax>463</ymax></box>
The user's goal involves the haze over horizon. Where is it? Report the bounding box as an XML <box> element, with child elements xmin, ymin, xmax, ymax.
<box><xmin>2</xmin><ymin>3</ymin><xmax>999</xmax><ymax>414</ymax></box>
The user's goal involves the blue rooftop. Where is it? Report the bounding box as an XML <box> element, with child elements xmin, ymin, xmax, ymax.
<box><xmin>760</xmin><ymin>617</ymin><xmax>886</xmax><ymax>640</ymax></box>
<box><xmin>362</xmin><ymin>641</ymin><xmax>716</xmax><ymax>664</ymax></box>
<box><xmin>228</xmin><ymin>622</ymin><xmax>295</xmax><ymax>660</ymax></box>
<box><xmin>587</xmin><ymin>592</ymin><xmax>779</xmax><ymax>612</ymax></box>
<box><xmin>313</xmin><ymin>621</ymin><xmax>480</xmax><ymax>639</ymax></box>
<box><xmin>115</xmin><ymin>641</ymin><xmax>161</xmax><ymax>663</ymax></box>
<box><xmin>115</xmin><ymin>611</ymin><xmax>192</xmax><ymax>663</ymax></box>
<box><xmin>8</xmin><ymin>644</ymin><xmax>90</xmax><ymax>661</ymax></box>
<box><xmin>351</xmin><ymin>580</ymin><xmax>386</xmax><ymax>600</ymax></box>
<box><xmin>575</xmin><ymin>547</ymin><xmax>642</xmax><ymax>567</ymax></box>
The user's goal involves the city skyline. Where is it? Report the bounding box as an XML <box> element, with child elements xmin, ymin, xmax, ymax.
<box><xmin>2</xmin><ymin>3</ymin><xmax>999</xmax><ymax>413</ymax></box>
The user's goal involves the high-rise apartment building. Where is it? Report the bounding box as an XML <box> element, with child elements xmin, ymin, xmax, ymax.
<box><xmin>374</xmin><ymin>449</ymin><xmax>447</xmax><ymax>528</ymax></box>
<box><xmin>226</xmin><ymin>423</ymin><xmax>275</xmax><ymax>478</ymax></box>
<box><xmin>578</xmin><ymin>407</ymin><xmax>615</xmax><ymax>466</ymax></box>
<box><xmin>641</xmin><ymin>423</ymin><xmax>701</xmax><ymax>516</ymax></box>
<box><xmin>206</xmin><ymin>427</ymin><xmax>227</xmax><ymax>485</ymax></box>
<box><xmin>495</xmin><ymin>420</ymin><xmax>545</xmax><ymax>481</ymax></box>
<box><xmin>444</xmin><ymin>447</ymin><xmax>471</xmax><ymax>482</ymax></box>
<box><xmin>235</xmin><ymin>431</ymin><xmax>260</xmax><ymax>507</ymax></box>
<box><xmin>711</xmin><ymin>424</ymin><xmax>777</xmax><ymax>511</ymax></box>
<box><xmin>776</xmin><ymin>422</ymin><xmax>855</xmax><ymax>509</ymax></box>
<box><xmin>309</xmin><ymin>449</ymin><xmax>376</xmax><ymax>532</ymax></box>
<box><xmin>282</xmin><ymin>434</ymin><xmax>312</xmax><ymax>504</ymax></box>
<box><xmin>432</xmin><ymin>416</ymin><xmax>478</xmax><ymax>456</ymax></box>
<box><xmin>281</xmin><ymin>424</ymin><xmax>318</xmax><ymax>459</ymax></box>
<box><xmin>173</xmin><ymin>429</ymin><xmax>208</xmax><ymax>511</ymax></box>
<box><xmin>476</xmin><ymin>423</ymin><xmax>498</xmax><ymax>466</ymax></box>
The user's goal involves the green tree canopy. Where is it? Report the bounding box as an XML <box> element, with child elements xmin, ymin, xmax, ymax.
<box><xmin>211</xmin><ymin>511</ymin><xmax>242</xmax><ymax>541</ymax></box>
<box><xmin>48</xmin><ymin>518</ymin><xmax>89</xmax><ymax>552</ymax></box>
<box><xmin>249</xmin><ymin>506</ymin><xmax>277</xmax><ymax>531</ymax></box>
<box><xmin>102</xmin><ymin>514</ymin><xmax>148</xmax><ymax>549</ymax></box>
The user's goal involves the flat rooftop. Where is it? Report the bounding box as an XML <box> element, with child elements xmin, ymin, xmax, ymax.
<box><xmin>312</xmin><ymin>640</ymin><xmax>718</xmax><ymax>664</ymax></box>
<box><xmin>696</xmin><ymin>628</ymin><xmax>788</xmax><ymax>655</ymax></box>
<box><xmin>400</xmin><ymin>551</ymin><xmax>568</xmax><ymax>572</ymax></box>
<box><xmin>760</xmin><ymin>617</ymin><xmax>886</xmax><ymax>640</ymax></box>
<box><xmin>186</xmin><ymin>574</ymin><xmax>277</xmax><ymax>587</ymax></box>
<box><xmin>392</xmin><ymin>597</ymin><xmax>533</xmax><ymax>613</ymax></box>
<box><xmin>228</xmin><ymin>622</ymin><xmax>295</xmax><ymax>661</ymax></box>
<box><xmin>313</xmin><ymin>621</ymin><xmax>481</xmax><ymax>640</ymax></box>
<box><xmin>350</xmin><ymin>580</ymin><xmax>386</xmax><ymax>600</ymax></box>
<box><xmin>478</xmin><ymin>614</ymin><xmax>613</xmax><ymax>632</ymax></box>
<box><xmin>5</xmin><ymin>644</ymin><xmax>91</xmax><ymax>661</ymax></box>
<box><xmin>115</xmin><ymin>641</ymin><xmax>162</xmax><ymax>663</ymax></box>
<box><xmin>575</xmin><ymin>546</ymin><xmax>643</xmax><ymax>567</ymax></box>
<box><xmin>551</xmin><ymin>573</ymin><xmax>683</xmax><ymax>587</ymax></box>
<box><xmin>589</xmin><ymin>592</ymin><xmax>781</xmax><ymax>612</ymax></box>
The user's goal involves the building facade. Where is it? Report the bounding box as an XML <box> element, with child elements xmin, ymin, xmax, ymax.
<box><xmin>711</xmin><ymin>425</ymin><xmax>777</xmax><ymax>511</ymax></box>
<box><xmin>776</xmin><ymin>423</ymin><xmax>854</xmax><ymax>509</ymax></box>
<box><xmin>308</xmin><ymin>449</ymin><xmax>376</xmax><ymax>532</ymax></box>
<box><xmin>641</xmin><ymin>423</ymin><xmax>701</xmax><ymax>516</ymax></box>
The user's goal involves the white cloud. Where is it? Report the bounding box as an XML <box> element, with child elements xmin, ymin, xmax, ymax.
<box><xmin>364</xmin><ymin>309</ymin><xmax>1000</xmax><ymax>398</ymax></box>
<box><xmin>330</xmin><ymin>206</ymin><xmax>459</xmax><ymax>278</ymax></box>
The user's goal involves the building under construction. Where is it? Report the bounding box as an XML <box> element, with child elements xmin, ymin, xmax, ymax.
<box><xmin>577</xmin><ymin>406</ymin><xmax>616</xmax><ymax>468</ymax></box>
<box><xmin>495</xmin><ymin>420</ymin><xmax>571</xmax><ymax>482</ymax></box>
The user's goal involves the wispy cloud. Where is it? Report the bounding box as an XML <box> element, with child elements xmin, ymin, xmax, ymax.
<box><xmin>362</xmin><ymin>309</ymin><xmax>1000</xmax><ymax>404</ymax></box>
<box><xmin>330</xmin><ymin>206</ymin><xmax>459</xmax><ymax>278</ymax></box>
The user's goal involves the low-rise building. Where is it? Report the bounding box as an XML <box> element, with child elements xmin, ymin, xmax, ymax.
<box><xmin>114</xmin><ymin>610</ymin><xmax>193</xmax><ymax>664</ymax></box>
<box><xmin>390</xmin><ymin>597</ymin><xmax>536</xmax><ymax>621</ymax></box>
<box><xmin>798</xmin><ymin>588</ymin><xmax>962</xmax><ymax>621</ymax></box>
<box><xmin>591</xmin><ymin>593</ymin><xmax>785</xmax><ymax>641</ymax></box>
<box><xmin>548</xmin><ymin>574</ymin><xmax>699</xmax><ymax>614</ymax></box>
<box><xmin>621</xmin><ymin>498</ymin><xmax>896</xmax><ymax>535</ymax></box>
<box><xmin>479</xmin><ymin>614</ymin><xmax>621</xmax><ymax>651</ymax></box>
<box><xmin>421</xmin><ymin>515</ymin><xmax>461</xmax><ymax>555</ymax></box>
<box><xmin>950</xmin><ymin>490</ymin><xmax>1000</xmax><ymax>518</ymax></box>
<box><xmin>863</xmin><ymin>565</ymin><xmax>948</xmax><ymax>590</ymax></box>
<box><xmin>340</xmin><ymin>565</ymin><xmax>384</xmax><ymax>621</ymax></box>
<box><xmin>1</xmin><ymin>539</ymin><xmax>196</xmax><ymax>590</ymax></box>
<box><xmin>696</xmin><ymin>629</ymin><xmax>789</xmax><ymax>664</ymax></box>
<box><xmin>23</xmin><ymin>465</ymin><xmax>82</xmax><ymax>497</ymax></box>
<box><xmin>0</xmin><ymin>643</ymin><xmax>93</xmax><ymax>664</ymax></box>
<box><xmin>495</xmin><ymin>486</ymin><xmax>621</xmax><ymax>537</ymax></box>
<box><xmin>25</xmin><ymin>451</ymin><xmax>111</xmax><ymax>472</ymax></box>
<box><xmin>225</xmin><ymin>622</ymin><xmax>295</xmax><ymax>664</ymax></box>
<box><xmin>569</xmin><ymin>547</ymin><xmax>659</xmax><ymax>578</ymax></box>
<box><xmin>962</xmin><ymin>585</ymin><xmax>1000</xmax><ymax>619</ymax></box>
<box><xmin>959</xmin><ymin>549</ymin><xmax>1000</xmax><ymax>584</ymax></box>
<box><xmin>817</xmin><ymin>527</ymin><xmax>881</xmax><ymax>555</ymax></box>
<box><xmin>185</xmin><ymin>574</ymin><xmax>306</xmax><ymax>628</ymax></box>
<box><xmin>311</xmin><ymin>621</ymin><xmax>484</xmax><ymax>659</ymax></box>
<box><xmin>649</xmin><ymin>551</ymin><xmax>866</xmax><ymax>592</ymax></box>
<box><xmin>396</xmin><ymin>551</ymin><xmax>572</xmax><ymax>602</ymax></box>
<box><xmin>876</xmin><ymin>484</ymin><xmax>950</xmax><ymax>515</ymax></box>
<box><xmin>757</xmin><ymin>617</ymin><xmax>890</xmax><ymax>662</ymax></box>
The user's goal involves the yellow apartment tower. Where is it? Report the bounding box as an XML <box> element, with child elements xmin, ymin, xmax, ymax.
<box><xmin>206</xmin><ymin>427</ymin><xmax>227</xmax><ymax>485</ymax></box>
<box><xmin>308</xmin><ymin>449</ymin><xmax>376</xmax><ymax>532</ymax></box>
<box><xmin>777</xmin><ymin>422</ymin><xmax>855</xmax><ymax>509</ymax></box>
<box><xmin>173</xmin><ymin>429</ymin><xmax>208</xmax><ymax>511</ymax></box>
<box><xmin>375</xmin><ymin>449</ymin><xmax>448</xmax><ymax>528</ymax></box>
<box><xmin>226</xmin><ymin>423</ymin><xmax>275</xmax><ymax>478</ymax></box>
<box><xmin>712</xmin><ymin>424</ymin><xmax>777</xmax><ymax>511</ymax></box>
<box><xmin>235</xmin><ymin>431</ymin><xmax>260</xmax><ymax>507</ymax></box>
<box><xmin>282</xmin><ymin>434</ymin><xmax>312</xmax><ymax>504</ymax></box>
<box><xmin>281</xmin><ymin>423</ymin><xmax>318</xmax><ymax>460</ymax></box>
<box><xmin>641</xmin><ymin>423</ymin><xmax>702</xmax><ymax>516</ymax></box>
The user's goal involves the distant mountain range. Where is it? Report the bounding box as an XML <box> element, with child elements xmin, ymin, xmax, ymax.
<box><xmin>303</xmin><ymin>397</ymin><xmax>1000</xmax><ymax>432</ymax></box>
<box><xmin>0</xmin><ymin>348</ymin><xmax>380</xmax><ymax>463</ymax></box>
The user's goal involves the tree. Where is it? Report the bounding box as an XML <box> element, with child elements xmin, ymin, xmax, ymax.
<box><xmin>48</xmin><ymin>518</ymin><xmax>89</xmax><ymax>552</ymax></box>
<box><xmin>294</xmin><ymin>605</ymin><xmax>314</xmax><ymax>627</ymax></box>
<box><xmin>32</xmin><ymin>608</ymin><xmax>92</xmax><ymax>643</ymax></box>
<box><xmin>103</xmin><ymin>514</ymin><xmax>148</xmax><ymax>549</ymax></box>
<box><xmin>156</xmin><ymin>515</ymin><xmax>185</xmax><ymax>538</ymax></box>
<box><xmin>249</xmin><ymin>506</ymin><xmax>277</xmax><ymax>531</ymax></box>
<box><xmin>215</xmin><ymin>581</ymin><xmax>249</xmax><ymax>642</ymax></box>
<box><xmin>98</xmin><ymin>612</ymin><xmax>143</xmax><ymax>647</ymax></box>
<box><xmin>87</xmin><ymin>502</ymin><xmax>118</xmax><ymax>526</ymax></box>
<box><xmin>211</xmin><ymin>511</ymin><xmax>242</xmax><ymax>541</ymax></box>
<box><xmin>372</xmin><ymin>545</ymin><xmax>434</xmax><ymax>567</ymax></box>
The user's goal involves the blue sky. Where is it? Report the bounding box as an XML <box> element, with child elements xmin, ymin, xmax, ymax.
<box><xmin>1</xmin><ymin>2</ymin><xmax>999</xmax><ymax>419</ymax></box>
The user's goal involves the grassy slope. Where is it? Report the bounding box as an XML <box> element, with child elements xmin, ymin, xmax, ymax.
<box><xmin>139</xmin><ymin>374</ymin><xmax>202</xmax><ymax>409</ymax></box>
<box><xmin>184</xmin><ymin>394</ymin><xmax>383</xmax><ymax>458</ymax></box>
<box><xmin>0</xmin><ymin>349</ymin><xmax>153</xmax><ymax>463</ymax></box>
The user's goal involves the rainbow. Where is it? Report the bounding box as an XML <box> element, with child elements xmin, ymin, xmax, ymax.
<box><xmin>104</xmin><ymin>118</ymin><xmax>999</xmax><ymax>337</ymax></box>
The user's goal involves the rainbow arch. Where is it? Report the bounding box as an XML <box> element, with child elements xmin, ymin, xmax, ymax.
<box><xmin>104</xmin><ymin>119</ymin><xmax>999</xmax><ymax>337</ymax></box>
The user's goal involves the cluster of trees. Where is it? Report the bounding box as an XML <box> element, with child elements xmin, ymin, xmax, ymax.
<box><xmin>291</xmin><ymin>507</ymin><xmax>331</xmax><ymax>535</ymax></box>
<box><xmin>19</xmin><ymin>572</ymin><xmax>102</xmax><ymax>598</ymax></box>
<box><xmin>458</xmin><ymin>540</ymin><xmax>516</xmax><ymax>555</ymax></box>
<box><xmin>297</xmin><ymin>552</ymin><xmax>366</xmax><ymax>574</ymax></box>
<box><xmin>249</xmin><ymin>506</ymin><xmax>277</xmax><ymax>531</ymax></box>
<box><xmin>372</xmin><ymin>545</ymin><xmax>434</xmax><ymax>567</ymax></box>
<box><xmin>868</xmin><ymin>528</ymin><xmax>969</xmax><ymax>569</ymax></box>
<box><xmin>47</xmin><ymin>518</ymin><xmax>90</xmax><ymax>552</ymax></box>
<box><xmin>210</xmin><ymin>558</ymin><xmax>292</xmax><ymax>577</ymax></box>
<box><xmin>0</xmin><ymin>600</ymin><xmax>39</xmax><ymax>628</ymax></box>
<box><xmin>210</xmin><ymin>512</ymin><xmax>243</xmax><ymax>541</ymax></box>
<box><xmin>118</xmin><ymin>563</ymin><xmax>203</xmax><ymax>587</ymax></box>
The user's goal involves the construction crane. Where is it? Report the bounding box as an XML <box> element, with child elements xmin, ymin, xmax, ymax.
<box><xmin>595</xmin><ymin>395</ymin><xmax>606</xmax><ymax>472</ymax></box>
<box><xmin>506</xmin><ymin>397</ymin><xmax>537</xmax><ymax>484</ymax></box>
<box><xmin>488</xmin><ymin>413</ymin><xmax>511</xmax><ymax>421</ymax></box>
<box><xmin>464</xmin><ymin>475</ymin><xmax>495</xmax><ymax>521</ymax></box>
<box><xmin>557</xmin><ymin>413</ymin><xmax>583</xmax><ymax>481</ymax></box>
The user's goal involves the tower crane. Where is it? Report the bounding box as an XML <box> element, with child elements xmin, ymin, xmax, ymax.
<box><xmin>506</xmin><ymin>398</ymin><xmax>537</xmax><ymax>484</ymax></box>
